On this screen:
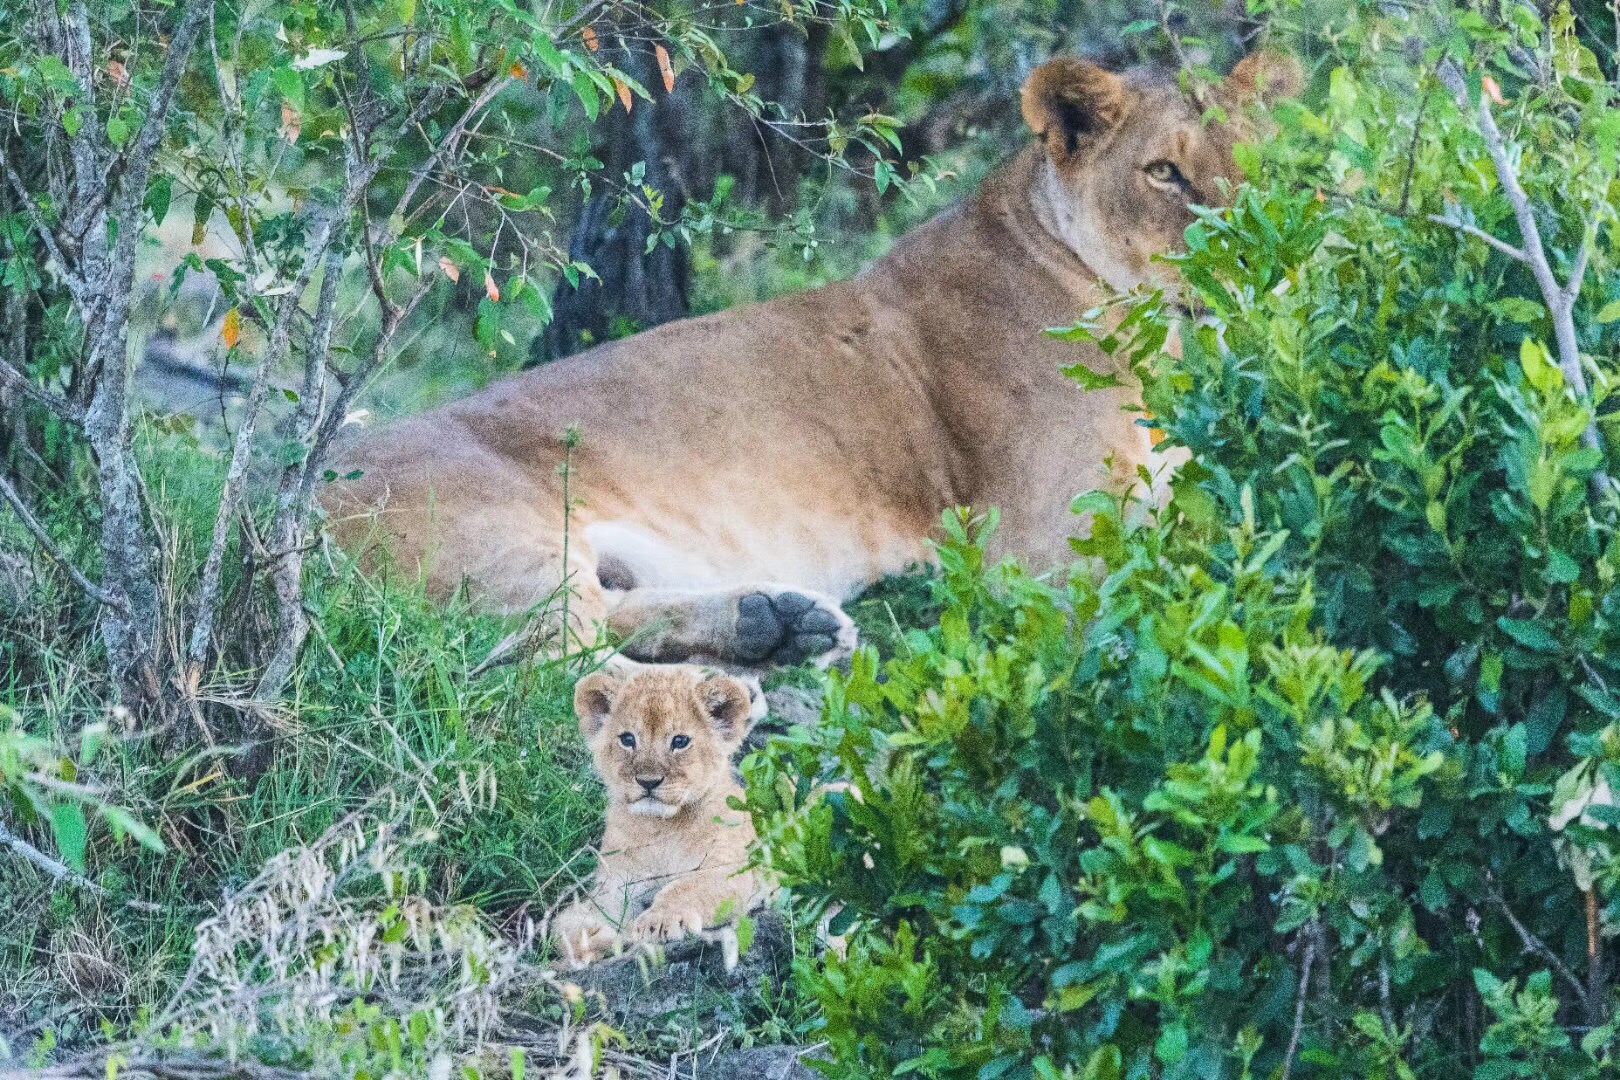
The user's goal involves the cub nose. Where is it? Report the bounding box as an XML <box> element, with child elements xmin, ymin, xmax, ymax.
<box><xmin>636</xmin><ymin>776</ymin><xmax>664</xmax><ymax>795</ymax></box>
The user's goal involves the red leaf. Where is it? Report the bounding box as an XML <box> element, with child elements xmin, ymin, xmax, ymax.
<box><xmin>613</xmin><ymin>76</ymin><xmax>632</xmax><ymax>113</ymax></box>
<box><xmin>1482</xmin><ymin>74</ymin><xmax>1506</xmax><ymax>106</ymax></box>
<box><xmin>439</xmin><ymin>256</ymin><xmax>460</xmax><ymax>283</ymax></box>
<box><xmin>581</xmin><ymin>26</ymin><xmax>599</xmax><ymax>52</ymax></box>
<box><xmin>484</xmin><ymin>270</ymin><xmax>500</xmax><ymax>303</ymax></box>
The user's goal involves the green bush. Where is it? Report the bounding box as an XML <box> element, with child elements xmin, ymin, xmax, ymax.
<box><xmin>748</xmin><ymin>3</ymin><xmax>1620</xmax><ymax>1076</ymax></box>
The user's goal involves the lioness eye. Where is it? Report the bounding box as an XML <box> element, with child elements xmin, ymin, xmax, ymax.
<box><xmin>1145</xmin><ymin>160</ymin><xmax>1183</xmax><ymax>184</ymax></box>
<box><xmin>618</xmin><ymin>732</ymin><xmax>636</xmax><ymax>749</ymax></box>
<box><xmin>671</xmin><ymin>734</ymin><xmax>691</xmax><ymax>750</ymax></box>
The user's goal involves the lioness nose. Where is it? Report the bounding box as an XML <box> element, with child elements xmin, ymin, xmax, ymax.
<box><xmin>636</xmin><ymin>776</ymin><xmax>663</xmax><ymax>794</ymax></box>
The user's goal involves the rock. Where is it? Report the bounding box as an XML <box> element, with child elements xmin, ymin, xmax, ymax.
<box><xmin>566</xmin><ymin>911</ymin><xmax>794</xmax><ymax>1038</ymax></box>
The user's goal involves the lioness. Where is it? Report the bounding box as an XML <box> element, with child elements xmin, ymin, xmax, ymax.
<box><xmin>325</xmin><ymin>53</ymin><xmax>1299</xmax><ymax>667</ymax></box>
<box><xmin>551</xmin><ymin>665</ymin><xmax>768</xmax><ymax>966</ymax></box>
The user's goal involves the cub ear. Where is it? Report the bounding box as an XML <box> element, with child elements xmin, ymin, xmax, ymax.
<box><xmin>697</xmin><ymin>675</ymin><xmax>754</xmax><ymax>744</ymax></box>
<box><xmin>1021</xmin><ymin>59</ymin><xmax>1129</xmax><ymax>165</ymax></box>
<box><xmin>574</xmin><ymin>672</ymin><xmax>621</xmax><ymax>736</ymax></box>
<box><xmin>1223</xmin><ymin>50</ymin><xmax>1304</xmax><ymax>107</ymax></box>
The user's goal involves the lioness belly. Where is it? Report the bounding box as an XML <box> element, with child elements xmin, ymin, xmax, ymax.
<box><xmin>583</xmin><ymin>508</ymin><xmax>928</xmax><ymax>601</ymax></box>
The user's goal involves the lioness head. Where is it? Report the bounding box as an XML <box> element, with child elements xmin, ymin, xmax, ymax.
<box><xmin>574</xmin><ymin>667</ymin><xmax>753</xmax><ymax>819</ymax></box>
<box><xmin>1021</xmin><ymin>50</ymin><xmax>1303</xmax><ymax>291</ymax></box>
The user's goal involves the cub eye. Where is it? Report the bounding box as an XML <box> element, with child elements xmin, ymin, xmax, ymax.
<box><xmin>671</xmin><ymin>734</ymin><xmax>691</xmax><ymax>750</ymax></box>
<box><xmin>618</xmin><ymin>732</ymin><xmax>636</xmax><ymax>749</ymax></box>
<box><xmin>1144</xmin><ymin>160</ymin><xmax>1184</xmax><ymax>185</ymax></box>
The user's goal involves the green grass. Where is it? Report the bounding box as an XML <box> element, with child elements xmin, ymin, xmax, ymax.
<box><xmin>0</xmin><ymin>439</ymin><xmax>605</xmax><ymax>1052</ymax></box>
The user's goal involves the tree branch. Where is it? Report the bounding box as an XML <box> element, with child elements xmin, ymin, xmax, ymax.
<box><xmin>1280</xmin><ymin>922</ymin><xmax>1317</xmax><ymax>1080</ymax></box>
<box><xmin>0</xmin><ymin>354</ymin><xmax>84</xmax><ymax>424</ymax></box>
<box><xmin>0</xmin><ymin>819</ymin><xmax>160</xmax><ymax>912</ymax></box>
<box><xmin>0</xmin><ymin>472</ymin><xmax>127</xmax><ymax>612</ymax></box>
<box><xmin>1484</xmin><ymin>879</ymin><xmax>1588</xmax><ymax>1003</ymax></box>
<box><xmin>1436</xmin><ymin>57</ymin><xmax>1615</xmax><ymax>502</ymax></box>
<box><xmin>1426</xmin><ymin>215</ymin><xmax>1529</xmax><ymax>263</ymax></box>
<box><xmin>0</xmin><ymin>150</ymin><xmax>91</xmax><ymax>305</ymax></box>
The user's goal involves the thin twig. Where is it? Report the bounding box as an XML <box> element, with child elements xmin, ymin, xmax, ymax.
<box><xmin>0</xmin><ymin>354</ymin><xmax>84</xmax><ymax>424</ymax></box>
<box><xmin>1427</xmin><ymin>215</ymin><xmax>1529</xmax><ymax>263</ymax></box>
<box><xmin>0</xmin><ymin>472</ymin><xmax>127</xmax><ymax>611</ymax></box>
<box><xmin>0</xmin><ymin>819</ymin><xmax>161</xmax><ymax>913</ymax></box>
<box><xmin>1484</xmin><ymin>878</ymin><xmax>1587</xmax><ymax>1003</ymax></box>
<box><xmin>1281</xmin><ymin>923</ymin><xmax>1318</xmax><ymax>1080</ymax></box>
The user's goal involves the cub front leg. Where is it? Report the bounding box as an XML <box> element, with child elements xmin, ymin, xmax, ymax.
<box><xmin>631</xmin><ymin>870</ymin><xmax>760</xmax><ymax>944</ymax></box>
<box><xmin>551</xmin><ymin>899</ymin><xmax>624</xmax><ymax>968</ymax></box>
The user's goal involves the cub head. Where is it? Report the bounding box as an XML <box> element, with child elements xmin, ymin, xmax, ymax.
<box><xmin>573</xmin><ymin>667</ymin><xmax>753</xmax><ymax>819</ymax></box>
<box><xmin>1021</xmin><ymin>50</ymin><xmax>1303</xmax><ymax>291</ymax></box>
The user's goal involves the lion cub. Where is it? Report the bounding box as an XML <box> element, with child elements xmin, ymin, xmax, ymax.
<box><xmin>551</xmin><ymin>665</ymin><xmax>769</xmax><ymax>967</ymax></box>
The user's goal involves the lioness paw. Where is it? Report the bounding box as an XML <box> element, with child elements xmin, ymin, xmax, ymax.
<box><xmin>734</xmin><ymin>588</ymin><xmax>856</xmax><ymax>668</ymax></box>
<box><xmin>633</xmin><ymin>903</ymin><xmax>708</xmax><ymax>943</ymax></box>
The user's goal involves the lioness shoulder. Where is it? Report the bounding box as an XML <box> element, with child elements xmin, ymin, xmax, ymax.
<box><xmin>550</xmin><ymin>665</ymin><xmax>770</xmax><ymax>967</ymax></box>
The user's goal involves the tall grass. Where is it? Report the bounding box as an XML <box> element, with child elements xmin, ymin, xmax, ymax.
<box><xmin>0</xmin><ymin>425</ymin><xmax>601</xmax><ymax>1056</ymax></box>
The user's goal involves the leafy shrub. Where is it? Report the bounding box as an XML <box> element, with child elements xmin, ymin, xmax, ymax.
<box><xmin>749</xmin><ymin>3</ymin><xmax>1620</xmax><ymax>1076</ymax></box>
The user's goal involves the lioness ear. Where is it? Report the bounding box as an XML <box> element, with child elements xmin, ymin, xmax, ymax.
<box><xmin>1223</xmin><ymin>50</ymin><xmax>1304</xmax><ymax>107</ymax></box>
<box><xmin>697</xmin><ymin>676</ymin><xmax>753</xmax><ymax>744</ymax></box>
<box><xmin>1021</xmin><ymin>59</ymin><xmax>1129</xmax><ymax>165</ymax></box>
<box><xmin>574</xmin><ymin>672</ymin><xmax>620</xmax><ymax>736</ymax></box>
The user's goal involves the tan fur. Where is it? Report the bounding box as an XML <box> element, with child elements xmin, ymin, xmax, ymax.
<box><xmin>323</xmin><ymin>54</ymin><xmax>1299</xmax><ymax>667</ymax></box>
<box><xmin>551</xmin><ymin>666</ymin><xmax>769</xmax><ymax>967</ymax></box>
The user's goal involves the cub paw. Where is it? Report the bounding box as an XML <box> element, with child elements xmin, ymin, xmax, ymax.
<box><xmin>633</xmin><ymin>903</ymin><xmax>708</xmax><ymax>944</ymax></box>
<box><xmin>555</xmin><ymin>922</ymin><xmax>620</xmax><ymax>969</ymax></box>
<box><xmin>733</xmin><ymin>589</ymin><xmax>857</xmax><ymax>668</ymax></box>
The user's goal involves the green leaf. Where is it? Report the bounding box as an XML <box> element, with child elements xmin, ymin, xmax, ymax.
<box><xmin>100</xmin><ymin>805</ymin><xmax>164</xmax><ymax>854</ymax></box>
<box><xmin>51</xmin><ymin>802</ymin><xmax>88</xmax><ymax>872</ymax></box>
<box><xmin>1596</xmin><ymin>298</ymin><xmax>1620</xmax><ymax>323</ymax></box>
<box><xmin>1496</xmin><ymin>616</ymin><xmax>1560</xmax><ymax>653</ymax></box>
<box><xmin>271</xmin><ymin>66</ymin><xmax>305</xmax><ymax>112</ymax></box>
<box><xmin>1062</xmin><ymin>361</ymin><xmax>1123</xmax><ymax>391</ymax></box>
<box><xmin>146</xmin><ymin>175</ymin><xmax>172</xmax><ymax>227</ymax></box>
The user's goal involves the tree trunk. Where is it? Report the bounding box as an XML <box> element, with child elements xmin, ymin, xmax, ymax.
<box><xmin>540</xmin><ymin>38</ymin><xmax>690</xmax><ymax>361</ymax></box>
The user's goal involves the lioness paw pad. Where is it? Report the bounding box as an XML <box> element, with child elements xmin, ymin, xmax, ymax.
<box><xmin>733</xmin><ymin>589</ymin><xmax>855</xmax><ymax>667</ymax></box>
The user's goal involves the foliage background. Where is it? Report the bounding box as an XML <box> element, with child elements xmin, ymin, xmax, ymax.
<box><xmin>747</xmin><ymin>2</ymin><xmax>1620</xmax><ymax>1077</ymax></box>
<box><xmin>10</xmin><ymin>0</ymin><xmax>1620</xmax><ymax>1078</ymax></box>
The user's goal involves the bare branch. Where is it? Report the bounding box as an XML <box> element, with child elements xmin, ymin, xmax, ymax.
<box><xmin>1484</xmin><ymin>878</ymin><xmax>1588</xmax><ymax>1003</ymax></box>
<box><xmin>394</xmin><ymin>75</ymin><xmax>515</xmax><ymax>223</ymax></box>
<box><xmin>1567</xmin><ymin>231</ymin><xmax>1593</xmax><ymax>305</ymax></box>
<box><xmin>1280</xmin><ymin>922</ymin><xmax>1317</xmax><ymax>1080</ymax></box>
<box><xmin>0</xmin><ymin>354</ymin><xmax>84</xmax><ymax>424</ymax></box>
<box><xmin>0</xmin><ymin>471</ymin><xmax>127</xmax><ymax>612</ymax></box>
<box><xmin>0</xmin><ymin>150</ymin><xmax>90</xmax><ymax>304</ymax></box>
<box><xmin>1426</xmin><ymin>215</ymin><xmax>1529</xmax><ymax>264</ymax></box>
<box><xmin>1436</xmin><ymin>57</ymin><xmax>1615</xmax><ymax>502</ymax></box>
<box><xmin>185</xmin><ymin>214</ymin><xmax>339</xmax><ymax>671</ymax></box>
<box><xmin>0</xmin><ymin>819</ymin><xmax>160</xmax><ymax>912</ymax></box>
